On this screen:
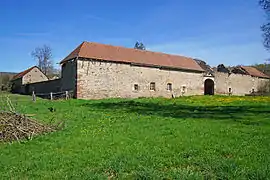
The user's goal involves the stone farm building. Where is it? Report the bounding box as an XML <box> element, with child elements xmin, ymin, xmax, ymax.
<box><xmin>11</xmin><ymin>41</ymin><xmax>270</xmax><ymax>99</ymax></box>
<box><xmin>11</xmin><ymin>66</ymin><xmax>48</xmax><ymax>94</ymax></box>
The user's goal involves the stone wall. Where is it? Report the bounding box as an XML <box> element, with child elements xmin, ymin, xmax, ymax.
<box><xmin>22</xmin><ymin>67</ymin><xmax>48</xmax><ymax>85</ymax></box>
<box><xmin>61</xmin><ymin>60</ymin><xmax>76</xmax><ymax>92</ymax></box>
<box><xmin>23</xmin><ymin>79</ymin><xmax>61</xmax><ymax>94</ymax></box>
<box><xmin>11</xmin><ymin>78</ymin><xmax>23</xmax><ymax>93</ymax></box>
<box><xmin>215</xmin><ymin>72</ymin><xmax>269</xmax><ymax>95</ymax></box>
<box><xmin>76</xmin><ymin>59</ymin><xmax>205</xmax><ymax>99</ymax></box>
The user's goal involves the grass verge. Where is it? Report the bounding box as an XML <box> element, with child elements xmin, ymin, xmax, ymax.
<box><xmin>0</xmin><ymin>95</ymin><xmax>270</xmax><ymax>179</ymax></box>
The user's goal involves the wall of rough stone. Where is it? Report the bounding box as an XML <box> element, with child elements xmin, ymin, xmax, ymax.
<box><xmin>61</xmin><ymin>60</ymin><xmax>76</xmax><ymax>92</ymax></box>
<box><xmin>22</xmin><ymin>67</ymin><xmax>48</xmax><ymax>85</ymax></box>
<box><xmin>215</xmin><ymin>72</ymin><xmax>269</xmax><ymax>95</ymax></box>
<box><xmin>255</xmin><ymin>78</ymin><xmax>270</xmax><ymax>93</ymax></box>
<box><xmin>23</xmin><ymin>79</ymin><xmax>61</xmax><ymax>94</ymax></box>
<box><xmin>11</xmin><ymin>78</ymin><xmax>23</xmax><ymax>93</ymax></box>
<box><xmin>76</xmin><ymin>59</ymin><xmax>206</xmax><ymax>99</ymax></box>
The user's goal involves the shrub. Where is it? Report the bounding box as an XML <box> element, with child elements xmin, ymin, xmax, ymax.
<box><xmin>257</xmin><ymin>80</ymin><xmax>270</xmax><ymax>95</ymax></box>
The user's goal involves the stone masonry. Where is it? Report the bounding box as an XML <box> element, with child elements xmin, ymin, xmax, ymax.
<box><xmin>215</xmin><ymin>72</ymin><xmax>269</xmax><ymax>95</ymax></box>
<box><xmin>76</xmin><ymin>59</ymin><xmax>207</xmax><ymax>99</ymax></box>
<box><xmin>11</xmin><ymin>66</ymin><xmax>48</xmax><ymax>94</ymax></box>
<box><xmin>22</xmin><ymin>67</ymin><xmax>48</xmax><ymax>84</ymax></box>
<box><xmin>74</xmin><ymin>59</ymin><xmax>269</xmax><ymax>99</ymax></box>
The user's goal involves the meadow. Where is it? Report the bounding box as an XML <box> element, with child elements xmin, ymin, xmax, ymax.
<box><xmin>0</xmin><ymin>94</ymin><xmax>270</xmax><ymax>179</ymax></box>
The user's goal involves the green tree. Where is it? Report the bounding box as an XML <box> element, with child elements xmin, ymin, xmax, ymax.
<box><xmin>253</xmin><ymin>63</ymin><xmax>270</xmax><ymax>75</ymax></box>
<box><xmin>260</xmin><ymin>0</ymin><xmax>270</xmax><ymax>50</ymax></box>
<box><xmin>134</xmin><ymin>41</ymin><xmax>146</xmax><ymax>50</ymax></box>
<box><xmin>0</xmin><ymin>74</ymin><xmax>11</xmax><ymax>91</ymax></box>
<box><xmin>253</xmin><ymin>62</ymin><xmax>270</xmax><ymax>94</ymax></box>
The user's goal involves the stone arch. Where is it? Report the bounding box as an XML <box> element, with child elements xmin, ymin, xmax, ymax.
<box><xmin>204</xmin><ymin>79</ymin><xmax>214</xmax><ymax>95</ymax></box>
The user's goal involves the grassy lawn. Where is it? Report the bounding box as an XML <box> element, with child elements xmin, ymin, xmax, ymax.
<box><xmin>1</xmin><ymin>95</ymin><xmax>270</xmax><ymax>179</ymax></box>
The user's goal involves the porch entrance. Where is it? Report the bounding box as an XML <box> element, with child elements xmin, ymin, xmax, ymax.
<box><xmin>204</xmin><ymin>79</ymin><xmax>214</xmax><ymax>95</ymax></box>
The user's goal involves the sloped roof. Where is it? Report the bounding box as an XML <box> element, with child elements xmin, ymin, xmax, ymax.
<box><xmin>12</xmin><ymin>66</ymin><xmax>47</xmax><ymax>80</ymax></box>
<box><xmin>12</xmin><ymin>66</ymin><xmax>37</xmax><ymax>80</ymax></box>
<box><xmin>60</xmin><ymin>41</ymin><xmax>204</xmax><ymax>72</ymax></box>
<box><xmin>241</xmin><ymin>66</ymin><xmax>269</xmax><ymax>78</ymax></box>
<box><xmin>195</xmin><ymin>59</ymin><xmax>214</xmax><ymax>74</ymax></box>
<box><xmin>216</xmin><ymin>64</ymin><xmax>270</xmax><ymax>78</ymax></box>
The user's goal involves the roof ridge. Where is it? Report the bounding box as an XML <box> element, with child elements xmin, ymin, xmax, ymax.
<box><xmin>61</xmin><ymin>42</ymin><xmax>86</xmax><ymax>63</ymax></box>
<box><xmin>240</xmin><ymin>66</ymin><xmax>269</xmax><ymax>78</ymax></box>
<box><xmin>12</xmin><ymin>66</ymin><xmax>38</xmax><ymax>80</ymax></box>
<box><xmin>77</xmin><ymin>41</ymin><xmax>88</xmax><ymax>57</ymax></box>
<box><xmin>83</xmin><ymin>41</ymin><xmax>192</xmax><ymax>59</ymax></box>
<box><xmin>60</xmin><ymin>41</ymin><xmax>204</xmax><ymax>72</ymax></box>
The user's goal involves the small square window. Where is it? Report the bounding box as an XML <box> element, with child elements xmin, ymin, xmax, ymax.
<box><xmin>182</xmin><ymin>86</ymin><xmax>186</xmax><ymax>92</ymax></box>
<box><xmin>228</xmin><ymin>88</ymin><xmax>232</xmax><ymax>95</ymax></box>
<box><xmin>134</xmin><ymin>84</ymin><xmax>139</xmax><ymax>91</ymax></box>
<box><xmin>150</xmin><ymin>82</ymin><xmax>156</xmax><ymax>91</ymax></box>
<box><xmin>181</xmin><ymin>86</ymin><xmax>186</xmax><ymax>95</ymax></box>
<box><xmin>167</xmin><ymin>83</ymin><xmax>172</xmax><ymax>91</ymax></box>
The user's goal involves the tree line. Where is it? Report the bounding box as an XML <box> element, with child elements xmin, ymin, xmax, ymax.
<box><xmin>258</xmin><ymin>0</ymin><xmax>270</xmax><ymax>94</ymax></box>
<box><xmin>0</xmin><ymin>73</ymin><xmax>15</xmax><ymax>91</ymax></box>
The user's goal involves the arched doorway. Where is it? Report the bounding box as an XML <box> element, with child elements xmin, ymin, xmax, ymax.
<box><xmin>204</xmin><ymin>79</ymin><xmax>214</xmax><ymax>95</ymax></box>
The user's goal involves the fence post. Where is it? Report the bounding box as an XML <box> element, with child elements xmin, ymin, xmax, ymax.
<box><xmin>50</xmin><ymin>92</ymin><xmax>53</xmax><ymax>100</ymax></box>
<box><xmin>65</xmin><ymin>91</ymin><xmax>68</xmax><ymax>100</ymax></box>
<box><xmin>32</xmin><ymin>91</ymin><xmax>36</xmax><ymax>102</ymax></box>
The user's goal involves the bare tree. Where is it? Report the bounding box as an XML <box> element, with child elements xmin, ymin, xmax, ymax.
<box><xmin>31</xmin><ymin>45</ymin><xmax>54</xmax><ymax>75</ymax></box>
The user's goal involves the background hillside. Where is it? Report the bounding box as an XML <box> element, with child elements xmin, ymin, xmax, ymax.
<box><xmin>0</xmin><ymin>72</ymin><xmax>17</xmax><ymax>91</ymax></box>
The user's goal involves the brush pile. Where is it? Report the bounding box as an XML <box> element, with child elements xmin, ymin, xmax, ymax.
<box><xmin>0</xmin><ymin>112</ymin><xmax>58</xmax><ymax>142</ymax></box>
<box><xmin>0</xmin><ymin>94</ymin><xmax>63</xmax><ymax>143</ymax></box>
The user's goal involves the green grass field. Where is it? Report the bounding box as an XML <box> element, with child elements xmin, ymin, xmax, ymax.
<box><xmin>1</xmin><ymin>95</ymin><xmax>270</xmax><ymax>179</ymax></box>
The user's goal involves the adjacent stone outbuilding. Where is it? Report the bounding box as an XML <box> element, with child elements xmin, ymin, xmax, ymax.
<box><xmin>215</xmin><ymin>65</ymin><xmax>270</xmax><ymax>95</ymax></box>
<box><xmin>11</xmin><ymin>66</ymin><xmax>48</xmax><ymax>94</ymax></box>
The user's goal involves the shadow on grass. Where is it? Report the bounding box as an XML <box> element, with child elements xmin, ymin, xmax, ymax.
<box><xmin>83</xmin><ymin>100</ymin><xmax>270</xmax><ymax>126</ymax></box>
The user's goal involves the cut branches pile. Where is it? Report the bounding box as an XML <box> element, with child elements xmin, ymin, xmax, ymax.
<box><xmin>0</xmin><ymin>112</ymin><xmax>59</xmax><ymax>142</ymax></box>
<box><xmin>0</xmin><ymin>94</ymin><xmax>64</xmax><ymax>143</ymax></box>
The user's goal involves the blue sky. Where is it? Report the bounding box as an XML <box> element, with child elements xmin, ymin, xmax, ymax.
<box><xmin>0</xmin><ymin>0</ymin><xmax>269</xmax><ymax>72</ymax></box>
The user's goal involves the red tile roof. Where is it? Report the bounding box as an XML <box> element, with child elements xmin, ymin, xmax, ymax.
<box><xmin>12</xmin><ymin>66</ymin><xmax>37</xmax><ymax>80</ymax></box>
<box><xmin>60</xmin><ymin>41</ymin><xmax>204</xmax><ymax>72</ymax></box>
<box><xmin>241</xmin><ymin>66</ymin><xmax>270</xmax><ymax>79</ymax></box>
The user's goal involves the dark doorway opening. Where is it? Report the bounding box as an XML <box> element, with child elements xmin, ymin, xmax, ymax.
<box><xmin>25</xmin><ymin>84</ymin><xmax>30</xmax><ymax>95</ymax></box>
<box><xmin>204</xmin><ymin>79</ymin><xmax>214</xmax><ymax>95</ymax></box>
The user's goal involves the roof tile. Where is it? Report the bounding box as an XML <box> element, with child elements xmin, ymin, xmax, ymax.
<box><xmin>12</xmin><ymin>66</ymin><xmax>37</xmax><ymax>80</ymax></box>
<box><xmin>241</xmin><ymin>66</ymin><xmax>269</xmax><ymax>78</ymax></box>
<box><xmin>61</xmin><ymin>41</ymin><xmax>204</xmax><ymax>72</ymax></box>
